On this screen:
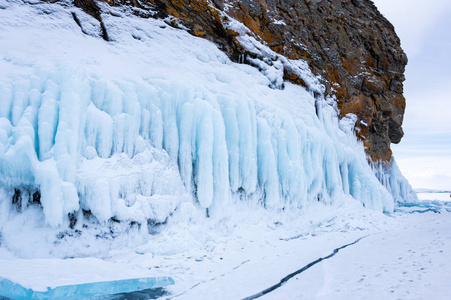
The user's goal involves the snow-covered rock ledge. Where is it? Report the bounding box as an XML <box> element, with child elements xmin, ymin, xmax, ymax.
<box><xmin>0</xmin><ymin>0</ymin><xmax>413</xmax><ymax>246</ymax></box>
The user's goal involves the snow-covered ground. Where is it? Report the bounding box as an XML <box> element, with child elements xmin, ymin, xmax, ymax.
<box><xmin>1</xmin><ymin>200</ymin><xmax>450</xmax><ymax>299</ymax></box>
<box><xmin>260</xmin><ymin>209</ymin><xmax>451</xmax><ymax>300</ymax></box>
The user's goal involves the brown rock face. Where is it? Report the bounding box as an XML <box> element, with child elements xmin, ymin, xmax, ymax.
<box><xmin>83</xmin><ymin>0</ymin><xmax>408</xmax><ymax>162</ymax></box>
<box><xmin>217</xmin><ymin>0</ymin><xmax>408</xmax><ymax>162</ymax></box>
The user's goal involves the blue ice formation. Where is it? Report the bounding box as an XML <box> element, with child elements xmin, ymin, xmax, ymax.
<box><xmin>0</xmin><ymin>69</ymin><xmax>402</xmax><ymax>226</ymax></box>
<box><xmin>371</xmin><ymin>159</ymin><xmax>418</xmax><ymax>203</ymax></box>
<box><xmin>0</xmin><ymin>276</ymin><xmax>174</xmax><ymax>299</ymax></box>
<box><xmin>395</xmin><ymin>201</ymin><xmax>451</xmax><ymax>214</ymax></box>
<box><xmin>0</xmin><ymin>0</ymin><xmax>415</xmax><ymax>229</ymax></box>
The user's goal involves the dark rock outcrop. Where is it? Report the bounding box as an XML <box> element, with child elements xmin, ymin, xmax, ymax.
<box><xmin>73</xmin><ymin>0</ymin><xmax>110</xmax><ymax>40</ymax></box>
<box><xmin>80</xmin><ymin>0</ymin><xmax>408</xmax><ymax>162</ymax></box>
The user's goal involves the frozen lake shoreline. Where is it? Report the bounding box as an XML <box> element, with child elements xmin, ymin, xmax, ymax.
<box><xmin>1</xmin><ymin>200</ymin><xmax>450</xmax><ymax>299</ymax></box>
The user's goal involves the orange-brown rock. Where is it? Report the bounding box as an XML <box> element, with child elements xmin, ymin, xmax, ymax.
<box><xmin>78</xmin><ymin>0</ymin><xmax>408</xmax><ymax>162</ymax></box>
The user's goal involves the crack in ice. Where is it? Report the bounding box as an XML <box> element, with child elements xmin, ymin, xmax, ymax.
<box><xmin>241</xmin><ymin>236</ymin><xmax>367</xmax><ymax>300</ymax></box>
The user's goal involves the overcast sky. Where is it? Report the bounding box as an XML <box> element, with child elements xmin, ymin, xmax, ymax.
<box><xmin>372</xmin><ymin>0</ymin><xmax>451</xmax><ymax>190</ymax></box>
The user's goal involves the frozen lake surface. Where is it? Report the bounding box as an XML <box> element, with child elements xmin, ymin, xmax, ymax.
<box><xmin>1</xmin><ymin>202</ymin><xmax>450</xmax><ymax>299</ymax></box>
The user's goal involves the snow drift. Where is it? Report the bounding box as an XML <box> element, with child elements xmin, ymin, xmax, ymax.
<box><xmin>0</xmin><ymin>0</ymin><xmax>415</xmax><ymax>233</ymax></box>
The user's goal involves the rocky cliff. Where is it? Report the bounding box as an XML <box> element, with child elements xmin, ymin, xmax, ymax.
<box><xmin>76</xmin><ymin>0</ymin><xmax>407</xmax><ymax>162</ymax></box>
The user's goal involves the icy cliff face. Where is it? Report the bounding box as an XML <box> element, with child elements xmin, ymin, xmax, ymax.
<box><xmin>0</xmin><ymin>0</ymin><xmax>414</xmax><ymax>233</ymax></box>
<box><xmin>371</xmin><ymin>159</ymin><xmax>418</xmax><ymax>203</ymax></box>
<box><xmin>116</xmin><ymin>0</ymin><xmax>408</xmax><ymax>162</ymax></box>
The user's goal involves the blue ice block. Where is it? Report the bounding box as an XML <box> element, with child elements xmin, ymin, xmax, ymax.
<box><xmin>0</xmin><ymin>276</ymin><xmax>174</xmax><ymax>299</ymax></box>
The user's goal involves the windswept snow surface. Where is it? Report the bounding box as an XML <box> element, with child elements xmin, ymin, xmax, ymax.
<box><xmin>0</xmin><ymin>0</ymin><xmax>415</xmax><ymax>264</ymax></box>
<box><xmin>2</xmin><ymin>201</ymin><xmax>450</xmax><ymax>299</ymax></box>
<box><xmin>259</xmin><ymin>210</ymin><xmax>451</xmax><ymax>300</ymax></box>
